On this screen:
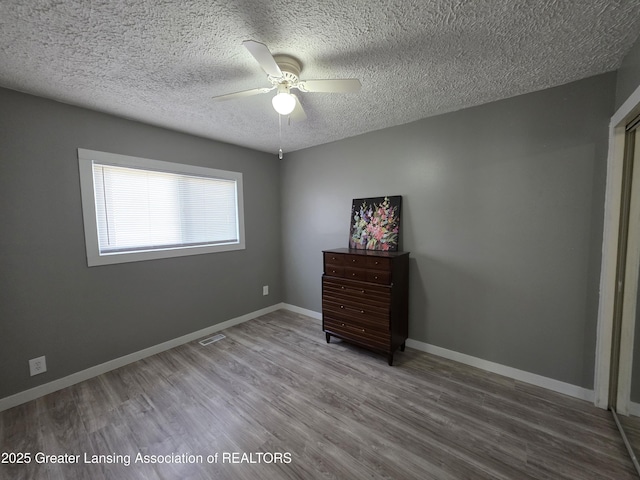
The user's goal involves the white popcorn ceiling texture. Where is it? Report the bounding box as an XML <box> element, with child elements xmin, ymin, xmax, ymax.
<box><xmin>0</xmin><ymin>1</ymin><xmax>639</xmax><ymax>154</ymax></box>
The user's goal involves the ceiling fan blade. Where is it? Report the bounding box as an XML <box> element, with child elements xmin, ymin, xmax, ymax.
<box><xmin>212</xmin><ymin>86</ymin><xmax>273</xmax><ymax>101</ymax></box>
<box><xmin>242</xmin><ymin>40</ymin><xmax>283</xmax><ymax>78</ymax></box>
<box><xmin>289</xmin><ymin>94</ymin><xmax>306</xmax><ymax>122</ymax></box>
<box><xmin>297</xmin><ymin>79</ymin><xmax>361</xmax><ymax>93</ymax></box>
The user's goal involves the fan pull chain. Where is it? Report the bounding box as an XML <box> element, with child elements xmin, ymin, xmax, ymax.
<box><xmin>278</xmin><ymin>114</ymin><xmax>283</xmax><ymax>159</ymax></box>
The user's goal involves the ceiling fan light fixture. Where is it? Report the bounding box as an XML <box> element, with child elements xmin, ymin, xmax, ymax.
<box><xmin>272</xmin><ymin>85</ymin><xmax>296</xmax><ymax>115</ymax></box>
<box><xmin>212</xmin><ymin>40</ymin><xmax>359</xmax><ymax>123</ymax></box>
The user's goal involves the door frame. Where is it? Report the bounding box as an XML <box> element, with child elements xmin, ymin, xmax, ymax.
<box><xmin>595</xmin><ymin>84</ymin><xmax>640</xmax><ymax>408</ymax></box>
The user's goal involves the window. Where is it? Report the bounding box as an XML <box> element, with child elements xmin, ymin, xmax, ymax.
<box><xmin>78</xmin><ymin>149</ymin><xmax>245</xmax><ymax>266</ymax></box>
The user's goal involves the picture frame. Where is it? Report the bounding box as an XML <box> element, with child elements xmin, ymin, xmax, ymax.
<box><xmin>349</xmin><ymin>195</ymin><xmax>402</xmax><ymax>251</ymax></box>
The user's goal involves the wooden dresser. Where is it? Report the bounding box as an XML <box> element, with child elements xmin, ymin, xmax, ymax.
<box><xmin>322</xmin><ymin>248</ymin><xmax>409</xmax><ymax>365</ymax></box>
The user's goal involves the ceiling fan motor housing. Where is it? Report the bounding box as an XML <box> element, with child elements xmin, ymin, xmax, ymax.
<box><xmin>270</xmin><ymin>54</ymin><xmax>302</xmax><ymax>86</ymax></box>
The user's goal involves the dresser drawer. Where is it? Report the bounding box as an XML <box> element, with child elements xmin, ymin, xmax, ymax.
<box><xmin>323</xmin><ymin>317</ymin><xmax>390</xmax><ymax>350</ymax></box>
<box><xmin>323</xmin><ymin>285</ymin><xmax>390</xmax><ymax>313</ymax></box>
<box><xmin>342</xmin><ymin>267</ymin><xmax>391</xmax><ymax>285</ymax></box>
<box><xmin>324</xmin><ymin>252</ymin><xmax>345</xmax><ymax>266</ymax></box>
<box><xmin>323</xmin><ymin>277</ymin><xmax>391</xmax><ymax>301</ymax></box>
<box><xmin>344</xmin><ymin>266</ymin><xmax>368</xmax><ymax>281</ymax></box>
<box><xmin>325</xmin><ymin>265</ymin><xmax>344</xmax><ymax>277</ymax></box>
<box><xmin>366</xmin><ymin>270</ymin><xmax>391</xmax><ymax>285</ymax></box>
<box><xmin>322</xmin><ymin>298</ymin><xmax>389</xmax><ymax>326</ymax></box>
<box><xmin>343</xmin><ymin>254</ymin><xmax>392</xmax><ymax>271</ymax></box>
<box><xmin>344</xmin><ymin>254</ymin><xmax>368</xmax><ymax>268</ymax></box>
<box><xmin>365</xmin><ymin>256</ymin><xmax>391</xmax><ymax>270</ymax></box>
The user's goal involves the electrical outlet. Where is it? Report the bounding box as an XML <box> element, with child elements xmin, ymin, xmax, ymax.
<box><xmin>262</xmin><ymin>285</ymin><xmax>269</xmax><ymax>296</ymax></box>
<box><xmin>29</xmin><ymin>356</ymin><xmax>47</xmax><ymax>376</ymax></box>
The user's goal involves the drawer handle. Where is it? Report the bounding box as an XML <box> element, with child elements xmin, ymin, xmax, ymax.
<box><xmin>341</xmin><ymin>286</ymin><xmax>346</xmax><ymax>290</ymax></box>
<box><xmin>361</xmin><ymin>328</ymin><xmax>365</xmax><ymax>332</ymax></box>
<box><xmin>361</xmin><ymin>289</ymin><xmax>365</xmax><ymax>293</ymax></box>
<box><xmin>352</xmin><ymin>259</ymin><xmax>356</xmax><ymax>263</ymax></box>
<box><xmin>352</xmin><ymin>273</ymin><xmax>357</xmax><ymax>277</ymax></box>
<box><xmin>360</xmin><ymin>310</ymin><xmax>365</xmax><ymax>314</ymax></box>
<box><xmin>341</xmin><ymin>323</ymin><xmax>345</xmax><ymax>327</ymax></box>
<box><xmin>375</xmin><ymin>261</ymin><xmax>379</xmax><ymax>265</ymax></box>
<box><xmin>340</xmin><ymin>305</ymin><xmax>345</xmax><ymax>309</ymax></box>
<box><xmin>374</xmin><ymin>276</ymin><xmax>379</xmax><ymax>280</ymax></box>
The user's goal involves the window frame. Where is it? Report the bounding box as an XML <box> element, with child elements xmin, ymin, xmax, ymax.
<box><xmin>78</xmin><ymin>148</ymin><xmax>245</xmax><ymax>267</ymax></box>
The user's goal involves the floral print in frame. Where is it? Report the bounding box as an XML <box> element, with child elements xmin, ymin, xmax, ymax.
<box><xmin>349</xmin><ymin>196</ymin><xmax>401</xmax><ymax>251</ymax></box>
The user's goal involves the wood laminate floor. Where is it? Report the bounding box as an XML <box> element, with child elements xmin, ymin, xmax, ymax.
<box><xmin>0</xmin><ymin>310</ymin><xmax>637</xmax><ymax>479</ymax></box>
<box><xmin>619</xmin><ymin>413</ymin><xmax>640</xmax><ymax>468</ymax></box>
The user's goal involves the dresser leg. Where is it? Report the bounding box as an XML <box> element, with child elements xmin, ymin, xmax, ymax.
<box><xmin>325</xmin><ymin>332</ymin><xmax>331</xmax><ymax>343</ymax></box>
<box><xmin>388</xmin><ymin>353</ymin><xmax>394</xmax><ymax>366</ymax></box>
<box><xmin>400</xmin><ymin>342</ymin><xmax>406</xmax><ymax>352</ymax></box>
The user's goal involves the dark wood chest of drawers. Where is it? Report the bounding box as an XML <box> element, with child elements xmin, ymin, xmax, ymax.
<box><xmin>322</xmin><ymin>248</ymin><xmax>409</xmax><ymax>365</ymax></box>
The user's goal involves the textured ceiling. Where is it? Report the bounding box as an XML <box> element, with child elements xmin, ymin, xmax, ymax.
<box><xmin>1</xmin><ymin>1</ymin><xmax>640</xmax><ymax>155</ymax></box>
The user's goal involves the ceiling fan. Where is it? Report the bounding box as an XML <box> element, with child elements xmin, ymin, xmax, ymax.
<box><xmin>212</xmin><ymin>40</ymin><xmax>361</xmax><ymax>121</ymax></box>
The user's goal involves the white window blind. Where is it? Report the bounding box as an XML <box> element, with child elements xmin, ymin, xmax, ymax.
<box><xmin>78</xmin><ymin>149</ymin><xmax>245</xmax><ymax>266</ymax></box>
<box><xmin>93</xmin><ymin>164</ymin><xmax>239</xmax><ymax>253</ymax></box>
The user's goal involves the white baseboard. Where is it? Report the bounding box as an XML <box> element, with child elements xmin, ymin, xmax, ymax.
<box><xmin>280</xmin><ymin>306</ymin><xmax>594</xmax><ymax>403</ymax></box>
<box><xmin>0</xmin><ymin>304</ymin><xmax>595</xmax><ymax>412</ymax></box>
<box><xmin>0</xmin><ymin>303</ymin><xmax>283</xmax><ymax>413</ymax></box>
<box><xmin>405</xmin><ymin>339</ymin><xmax>594</xmax><ymax>403</ymax></box>
<box><xmin>281</xmin><ymin>303</ymin><xmax>322</xmax><ymax>321</ymax></box>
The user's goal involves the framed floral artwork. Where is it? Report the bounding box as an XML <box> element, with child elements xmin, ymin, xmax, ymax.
<box><xmin>349</xmin><ymin>196</ymin><xmax>402</xmax><ymax>251</ymax></box>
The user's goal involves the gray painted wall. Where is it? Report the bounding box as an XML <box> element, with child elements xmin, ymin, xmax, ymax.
<box><xmin>281</xmin><ymin>73</ymin><xmax>615</xmax><ymax>389</ymax></box>
<box><xmin>0</xmin><ymin>88</ymin><xmax>282</xmax><ymax>399</ymax></box>
<box><xmin>616</xmin><ymin>33</ymin><xmax>640</xmax><ymax>110</ymax></box>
